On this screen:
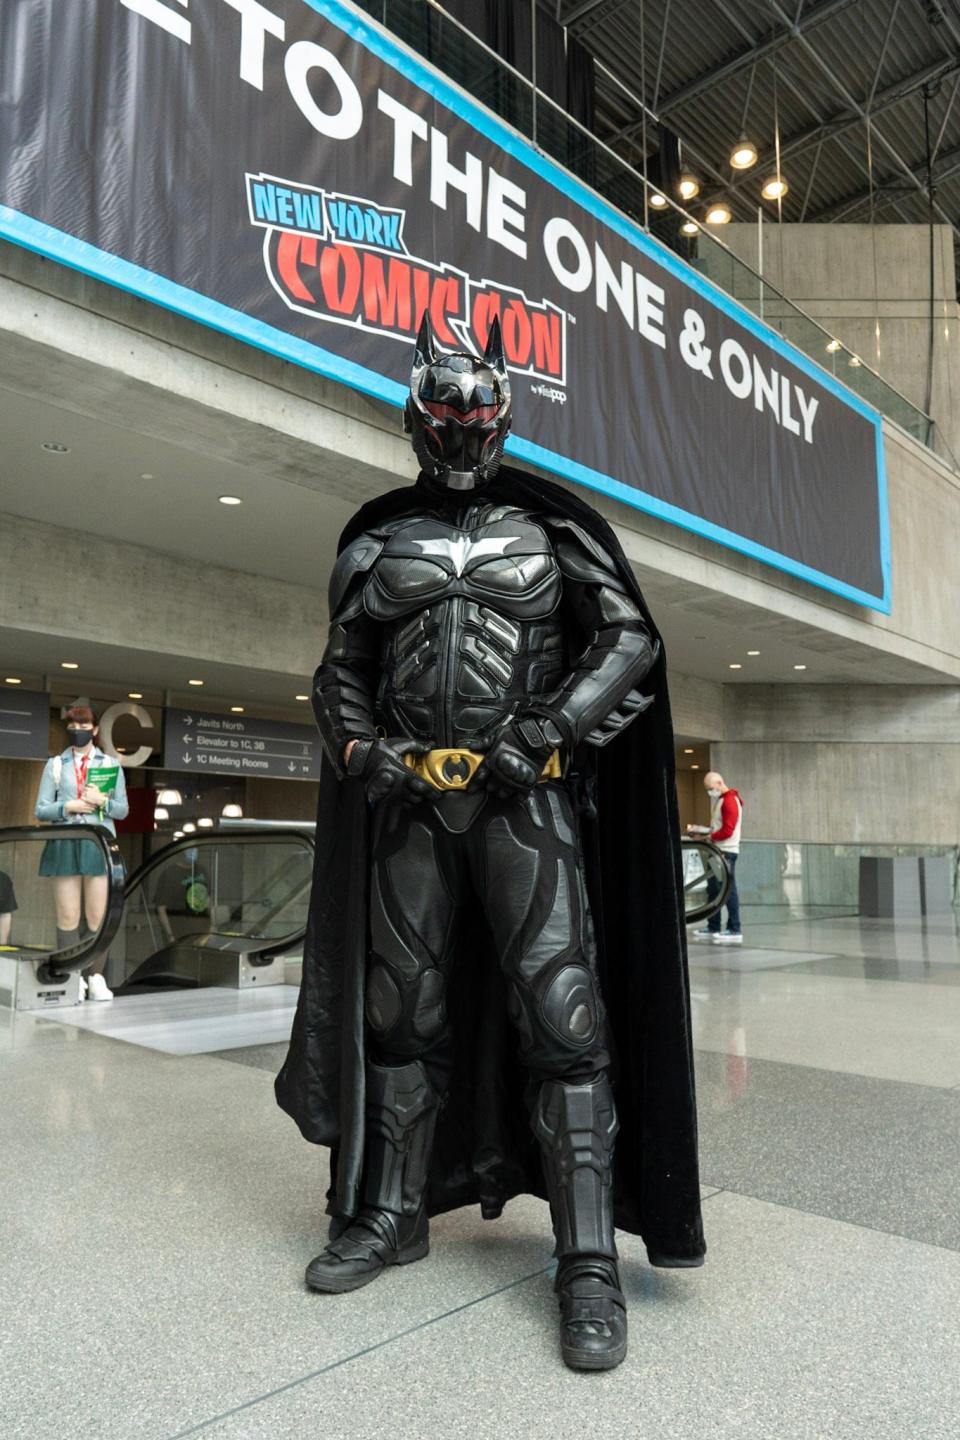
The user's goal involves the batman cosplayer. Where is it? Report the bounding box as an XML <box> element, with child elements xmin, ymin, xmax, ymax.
<box><xmin>276</xmin><ymin>314</ymin><xmax>705</xmax><ymax>1372</ymax></box>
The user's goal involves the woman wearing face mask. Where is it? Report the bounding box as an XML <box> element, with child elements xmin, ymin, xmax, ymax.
<box><xmin>34</xmin><ymin>705</ymin><xmax>129</xmax><ymax>999</ymax></box>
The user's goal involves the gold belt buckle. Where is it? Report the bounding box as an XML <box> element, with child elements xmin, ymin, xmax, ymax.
<box><xmin>405</xmin><ymin>747</ymin><xmax>562</xmax><ymax>791</ymax></box>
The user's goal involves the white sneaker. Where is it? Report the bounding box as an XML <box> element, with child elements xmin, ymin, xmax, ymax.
<box><xmin>77</xmin><ymin>975</ymin><xmax>88</xmax><ymax>1001</ymax></box>
<box><xmin>712</xmin><ymin>933</ymin><xmax>743</xmax><ymax>945</ymax></box>
<box><xmin>690</xmin><ymin>928</ymin><xmax>717</xmax><ymax>941</ymax></box>
<box><xmin>86</xmin><ymin>973</ymin><xmax>114</xmax><ymax>1001</ymax></box>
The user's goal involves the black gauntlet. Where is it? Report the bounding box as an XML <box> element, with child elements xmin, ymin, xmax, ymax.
<box><xmin>348</xmin><ymin>738</ymin><xmax>433</xmax><ymax>807</ymax></box>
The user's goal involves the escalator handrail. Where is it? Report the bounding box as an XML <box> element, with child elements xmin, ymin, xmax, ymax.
<box><xmin>0</xmin><ymin>824</ymin><xmax>127</xmax><ymax>982</ymax></box>
<box><xmin>680</xmin><ymin>838</ymin><xmax>732</xmax><ymax>926</ymax></box>
<box><xmin>122</xmin><ymin>828</ymin><xmax>316</xmax><ymax>964</ymax></box>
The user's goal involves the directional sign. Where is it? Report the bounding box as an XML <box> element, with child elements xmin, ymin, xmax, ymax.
<box><xmin>0</xmin><ymin>688</ymin><xmax>49</xmax><ymax>760</ymax></box>
<box><xmin>162</xmin><ymin>709</ymin><xmax>322</xmax><ymax>781</ymax></box>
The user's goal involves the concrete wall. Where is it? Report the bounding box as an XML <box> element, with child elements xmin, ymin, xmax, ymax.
<box><xmin>722</xmin><ymin>222</ymin><xmax>960</xmax><ymax>462</ymax></box>
<box><xmin>713</xmin><ymin>685</ymin><xmax>960</xmax><ymax>845</ymax></box>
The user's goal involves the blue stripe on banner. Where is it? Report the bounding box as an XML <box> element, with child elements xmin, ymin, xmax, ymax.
<box><xmin>0</xmin><ymin>0</ymin><xmax>892</xmax><ymax>612</ymax></box>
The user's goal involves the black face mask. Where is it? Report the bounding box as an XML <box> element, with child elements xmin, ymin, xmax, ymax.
<box><xmin>68</xmin><ymin>729</ymin><xmax>94</xmax><ymax>748</ymax></box>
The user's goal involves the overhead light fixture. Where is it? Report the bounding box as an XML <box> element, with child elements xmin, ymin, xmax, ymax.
<box><xmin>793</xmin><ymin>664</ymin><xmax>807</xmax><ymax>671</ymax></box>
<box><xmin>295</xmin><ymin>693</ymin><xmax>309</xmax><ymax>701</ymax></box>
<box><xmin>729</xmin><ymin>663</ymin><xmax>742</xmax><ymax>670</ymax></box>
<box><xmin>230</xmin><ymin>705</ymin><xmax>244</xmax><ymax>713</ymax></box>
<box><xmin>649</xmin><ymin>191</ymin><xmax>668</xmax><ymax>209</ymax></box>
<box><xmin>218</xmin><ymin>495</ymin><xmax>242</xmax><ymax>506</ymax></box>
<box><xmin>691</xmin><ymin>764</ymin><xmax>700</xmax><ymax>770</ymax></box>
<box><xmin>705</xmin><ymin>203</ymin><xmax>732</xmax><ymax>225</ymax></box>
<box><xmin>5</xmin><ymin>677</ymin><xmax>22</xmax><ymax>685</ymax></box>
<box><xmin>154</xmin><ymin>806</ymin><xmax>169</xmax><ymax>821</ymax></box>
<box><xmin>60</xmin><ymin>661</ymin><xmax>79</xmax><ymax>670</ymax></box>
<box><xmin>683</xmin><ymin>748</ymin><xmax>694</xmax><ymax>754</ymax></box>
<box><xmin>761</xmin><ymin>174</ymin><xmax>789</xmax><ymax>201</ymax></box>
<box><xmin>747</xmin><ymin>650</ymin><xmax>760</xmax><ymax>656</ymax></box>
<box><xmin>42</xmin><ymin>442</ymin><xmax>70</xmax><ymax>454</ymax></box>
<box><xmin>678</xmin><ymin>173</ymin><xmax>700</xmax><ymax>200</ymax></box>
<box><xmin>730</xmin><ymin>137</ymin><xmax>758</xmax><ymax>170</ymax></box>
<box><xmin>157</xmin><ymin>788</ymin><xmax>182</xmax><ymax>806</ymax></box>
<box><xmin>848</xmin><ymin>355</ymin><xmax>862</xmax><ymax>368</ymax></box>
<box><xmin>128</xmin><ymin>691</ymin><xmax>143</xmax><ymax>699</ymax></box>
<box><xmin>825</xmin><ymin>339</ymin><xmax>842</xmax><ymax>354</ymax></box>
<box><xmin>188</xmin><ymin>678</ymin><xmax>204</xmax><ymax>686</ymax></box>
<box><xmin>680</xmin><ymin>219</ymin><xmax>698</xmax><ymax>236</ymax></box>
<box><xmin>173</xmin><ymin>830</ymin><xmax>185</xmax><ymax>840</ymax></box>
<box><xmin>222</xmin><ymin>803</ymin><xmax>244</xmax><ymax>818</ymax></box>
<box><xmin>197</xmin><ymin>817</ymin><xmax>214</xmax><ymax>829</ymax></box>
<box><xmin>182</xmin><ymin>821</ymin><xmax>197</xmax><ymax>833</ymax></box>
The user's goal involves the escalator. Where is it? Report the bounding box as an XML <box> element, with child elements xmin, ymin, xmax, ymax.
<box><xmin>113</xmin><ymin>829</ymin><xmax>314</xmax><ymax>993</ymax></box>
<box><xmin>0</xmin><ymin>823</ymin><xmax>727</xmax><ymax>1011</ymax></box>
<box><xmin>0</xmin><ymin>824</ymin><xmax>125</xmax><ymax>1008</ymax></box>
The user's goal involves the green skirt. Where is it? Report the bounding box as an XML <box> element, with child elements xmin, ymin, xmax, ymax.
<box><xmin>39</xmin><ymin>838</ymin><xmax>106</xmax><ymax>877</ymax></box>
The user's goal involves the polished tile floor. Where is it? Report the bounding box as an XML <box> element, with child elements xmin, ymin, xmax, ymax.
<box><xmin>2</xmin><ymin>913</ymin><xmax>959</xmax><ymax>1439</ymax></box>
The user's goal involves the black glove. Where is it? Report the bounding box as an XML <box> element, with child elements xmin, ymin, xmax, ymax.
<box><xmin>345</xmin><ymin>737</ymin><xmax>433</xmax><ymax>807</ymax></box>
<box><xmin>472</xmin><ymin>713</ymin><xmax>565</xmax><ymax>798</ymax></box>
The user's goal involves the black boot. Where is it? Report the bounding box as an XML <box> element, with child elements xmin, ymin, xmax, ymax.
<box><xmin>533</xmin><ymin>1074</ymin><xmax>628</xmax><ymax>1371</ymax></box>
<box><xmin>305</xmin><ymin>1059</ymin><xmax>438</xmax><ymax>1294</ymax></box>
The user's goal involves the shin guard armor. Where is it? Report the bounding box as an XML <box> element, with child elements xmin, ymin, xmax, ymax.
<box><xmin>533</xmin><ymin>1073</ymin><xmax>627</xmax><ymax>1371</ymax></box>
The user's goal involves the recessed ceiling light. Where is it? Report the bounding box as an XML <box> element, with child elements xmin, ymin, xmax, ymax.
<box><xmin>678</xmin><ymin>173</ymin><xmax>700</xmax><ymax>200</ymax></box>
<box><xmin>649</xmin><ymin>191</ymin><xmax>668</xmax><ymax>209</ymax></box>
<box><xmin>729</xmin><ymin>663</ymin><xmax>742</xmax><ymax>670</ymax></box>
<box><xmin>5</xmin><ymin>677</ymin><xmax>22</xmax><ymax>685</ymax></box>
<box><xmin>705</xmin><ymin>203</ymin><xmax>732</xmax><ymax>225</ymax></box>
<box><xmin>182</xmin><ymin>821</ymin><xmax>197</xmax><ymax>833</ymax></box>
<box><xmin>60</xmin><ymin>661</ymin><xmax>79</xmax><ymax>670</ymax></box>
<box><xmin>157</xmin><ymin>788</ymin><xmax>182</xmax><ymax>805</ymax></box>
<box><xmin>691</xmin><ymin>764</ymin><xmax>700</xmax><ymax>770</ymax></box>
<box><xmin>197</xmin><ymin>817</ymin><xmax>215</xmax><ymax>828</ymax></box>
<box><xmin>230</xmin><ymin>705</ymin><xmax>245</xmax><ymax>713</ymax></box>
<box><xmin>680</xmin><ymin>219</ymin><xmax>698</xmax><ymax>236</ymax></box>
<box><xmin>218</xmin><ymin>495</ymin><xmax>243</xmax><ymax>506</ymax></box>
<box><xmin>154</xmin><ymin>806</ymin><xmax>169</xmax><ymax>821</ymax></box>
<box><xmin>746</xmin><ymin>650</ymin><xmax>760</xmax><ymax>656</ymax></box>
<box><xmin>188</xmin><ymin>679</ymin><xmax>204</xmax><ymax>686</ymax></box>
<box><xmin>128</xmin><ymin>691</ymin><xmax>143</xmax><ymax>699</ymax></box>
<box><xmin>295</xmin><ymin>694</ymin><xmax>309</xmax><ymax>701</ymax></box>
<box><xmin>140</xmin><ymin>473</ymin><xmax>154</xmax><ymax>480</ymax></box>
<box><xmin>172</xmin><ymin>830</ymin><xmax>185</xmax><ymax>840</ymax></box>
<box><xmin>42</xmin><ymin>442</ymin><xmax>70</xmax><ymax>453</ymax></box>
<box><xmin>683</xmin><ymin>748</ymin><xmax>694</xmax><ymax>754</ymax></box>
<box><xmin>794</xmin><ymin>664</ymin><xmax>807</xmax><ymax>671</ymax></box>
<box><xmin>222</xmin><ymin>803</ymin><xmax>244</xmax><ymax>818</ymax></box>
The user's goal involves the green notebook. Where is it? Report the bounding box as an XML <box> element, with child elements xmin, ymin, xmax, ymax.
<box><xmin>85</xmin><ymin>763</ymin><xmax>120</xmax><ymax>820</ymax></box>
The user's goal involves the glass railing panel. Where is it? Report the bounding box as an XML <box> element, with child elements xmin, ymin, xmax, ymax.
<box><xmin>736</xmin><ymin>840</ymin><xmax>959</xmax><ymax>915</ymax></box>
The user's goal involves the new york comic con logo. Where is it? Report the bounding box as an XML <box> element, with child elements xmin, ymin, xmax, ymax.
<box><xmin>246</xmin><ymin>173</ymin><xmax>567</xmax><ymax>384</ymax></box>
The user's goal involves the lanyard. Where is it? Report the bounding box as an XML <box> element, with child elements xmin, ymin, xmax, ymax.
<box><xmin>73</xmin><ymin>751</ymin><xmax>90</xmax><ymax>796</ymax></box>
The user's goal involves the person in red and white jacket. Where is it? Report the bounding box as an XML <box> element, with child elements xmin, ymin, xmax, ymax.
<box><xmin>696</xmin><ymin>772</ymin><xmax>743</xmax><ymax>944</ymax></box>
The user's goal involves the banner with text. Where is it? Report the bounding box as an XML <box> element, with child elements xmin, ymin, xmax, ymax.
<box><xmin>0</xmin><ymin>0</ymin><xmax>889</xmax><ymax>608</ymax></box>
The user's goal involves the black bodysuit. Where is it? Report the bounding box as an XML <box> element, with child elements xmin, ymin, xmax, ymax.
<box><xmin>312</xmin><ymin>494</ymin><xmax>657</xmax><ymax>1084</ymax></box>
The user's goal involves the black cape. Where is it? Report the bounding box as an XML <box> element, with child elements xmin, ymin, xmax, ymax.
<box><xmin>276</xmin><ymin>464</ymin><xmax>705</xmax><ymax>1268</ymax></box>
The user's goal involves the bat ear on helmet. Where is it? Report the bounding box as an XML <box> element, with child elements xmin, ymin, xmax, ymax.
<box><xmin>412</xmin><ymin>310</ymin><xmax>438</xmax><ymax>375</ymax></box>
<box><xmin>483</xmin><ymin>312</ymin><xmax>507</xmax><ymax>377</ymax></box>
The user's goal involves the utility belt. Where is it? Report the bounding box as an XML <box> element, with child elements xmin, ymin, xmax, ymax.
<box><xmin>404</xmin><ymin>747</ymin><xmax>562</xmax><ymax>792</ymax></box>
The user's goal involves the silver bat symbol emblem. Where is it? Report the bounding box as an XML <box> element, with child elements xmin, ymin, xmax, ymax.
<box><xmin>411</xmin><ymin>535</ymin><xmax>522</xmax><ymax>577</ymax></box>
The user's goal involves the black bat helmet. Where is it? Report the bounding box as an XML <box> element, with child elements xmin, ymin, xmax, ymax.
<box><xmin>404</xmin><ymin>311</ymin><xmax>513</xmax><ymax>489</ymax></box>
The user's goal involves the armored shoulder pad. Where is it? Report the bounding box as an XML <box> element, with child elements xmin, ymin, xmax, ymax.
<box><xmin>328</xmin><ymin>532</ymin><xmax>384</xmax><ymax>621</ymax></box>
<box><xmin>546</xmin><ymin>518</ymin><xmax>628</xmax><ymax>593</ymax></box>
